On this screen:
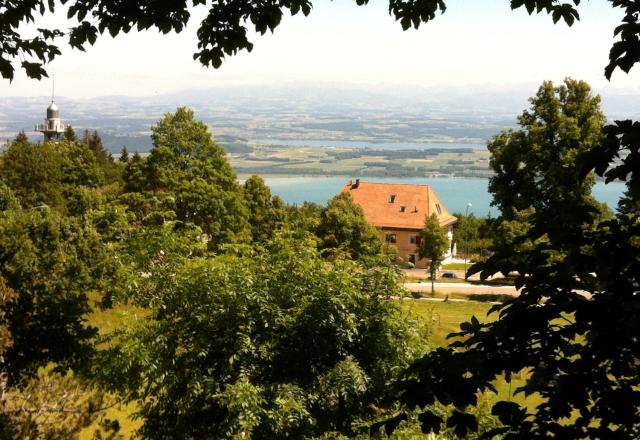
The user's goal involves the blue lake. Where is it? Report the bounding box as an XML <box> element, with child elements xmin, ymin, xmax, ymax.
<box><xmin>263</xmin><ymin>176</ymin><xmax>627</xmax><ymax>216</ymax></box>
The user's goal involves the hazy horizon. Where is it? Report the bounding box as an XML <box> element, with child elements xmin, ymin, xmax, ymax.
<box><xmin>3</xmin><ymin>81</ymin><xmax>639</xmax><ymax>151</ymax></box>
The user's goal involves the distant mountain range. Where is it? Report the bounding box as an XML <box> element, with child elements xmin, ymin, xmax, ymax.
<box><xmin>2</xmin><ymin>83</ymin><xmax>639</xmax><ymax>153</ymax></box>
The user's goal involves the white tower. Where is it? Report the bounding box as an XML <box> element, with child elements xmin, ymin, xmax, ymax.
<box><xmin>35</xmin><ymin>78</ymin><xmax>66</xmax><ymax>142</ymax></box>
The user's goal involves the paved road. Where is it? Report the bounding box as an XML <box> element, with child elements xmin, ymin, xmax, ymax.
<box><xmin>403</xmin><ymin>268</ymin><xmax>507</xmax><ymax>282</ymax></box>
<box><xmin>403</xmin><ymin>281</ymin><xmax>519</xmax><ymax>296</ymax></box>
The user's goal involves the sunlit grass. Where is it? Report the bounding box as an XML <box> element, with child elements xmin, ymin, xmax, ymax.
<box><xmin>78</xmin><ymin>400</ymin><xmax>141</xmax><ymax>440</ymax></box>
<box><xmin>398</xmin><ymin>298</ymin><xmax>494</xmax><ymax>347</ymax></box>
<box><xmin>81</xmin><ymin>295</ymin><xmax>147</xmax><ymax>439</ymax></box>
<box><xmin>399</xmin><ymin>298</ymin><xmax>544</xmax><ymax>412</ymax></box>
<box><xmin>441</xmin><ymin>262</ymin><xmax>468</xmax><ymax>270</ymax></box>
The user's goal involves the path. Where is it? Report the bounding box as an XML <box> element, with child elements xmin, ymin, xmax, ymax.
<box><xmin>403</xmin><ymin>281</ymin><xmax>520</xmax><ymax>296</ymax></box>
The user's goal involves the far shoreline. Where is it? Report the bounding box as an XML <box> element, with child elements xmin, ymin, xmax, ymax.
<box><xmin>238</xmin><ymin>173</ymin><xmax>618</xmax><ymax>184</ymax></box>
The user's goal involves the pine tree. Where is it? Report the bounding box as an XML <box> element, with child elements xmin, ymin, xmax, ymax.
<box><xmin>119</xmin><ymin>146</ymin><xmax>130</xmax><ymax>163</ymax></box>
<box><xmin>63</xmin><ymin>126</ymin><xmax>77</xmax><ymax>142</ymax></box>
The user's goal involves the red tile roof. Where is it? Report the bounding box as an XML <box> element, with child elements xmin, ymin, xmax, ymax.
<box><xmin>342</xmin><ymin>180</ymin><xmax>457</xmax><ymax>230</ymax></box>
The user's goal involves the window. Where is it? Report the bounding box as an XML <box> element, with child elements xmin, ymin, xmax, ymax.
<box><xmin>385</xmin><ymin>233</ymin><xmax>397</xmax><ymax>244</ymax></box>
<box><xmin>389</xmin><ymin>195</ymin><xmax>396</xmax><ymax>203</ymax></box>
<box><xmin>435</xmin><ymin>203</ymin><xmax>442</xmax><ymax>215</ymax></box>
<box><xmin>410</xmin><ymin>235</ymin><xmax>417</xmax><ymax>244</ymax></box>
<box><xmin>400</xmin><ymin>206</ymin><xmax>406</xmax><ymax>212</ymax></box>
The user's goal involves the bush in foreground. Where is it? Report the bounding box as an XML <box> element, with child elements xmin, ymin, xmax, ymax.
<box><xmin>105</xmin><ymin>237</ymin><xmax>425</xmax><ymax>438</ymax></box>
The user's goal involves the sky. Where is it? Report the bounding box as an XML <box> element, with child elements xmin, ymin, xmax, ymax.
<box><xmin>2</xmin><ymin>0</ymin><xmax>639</xmax><ymax>98</ymax></box>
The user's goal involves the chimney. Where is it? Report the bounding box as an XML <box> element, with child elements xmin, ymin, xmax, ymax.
<box><xmin>353</xmin><ymin>178</ymin><xmax>360</xmax><ymax>189</ymax></box>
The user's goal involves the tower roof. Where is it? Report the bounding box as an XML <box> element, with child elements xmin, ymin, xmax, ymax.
<box><xmin>46</xmin><ymin>101</ymin><xmax>60</xmax><ymax>119</ymax></box>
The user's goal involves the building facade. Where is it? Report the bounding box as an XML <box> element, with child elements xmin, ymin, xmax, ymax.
<box><xmin>342</xmin><ymin>180</ymin><xmax>457</xmax><ymax>268</ymax></box>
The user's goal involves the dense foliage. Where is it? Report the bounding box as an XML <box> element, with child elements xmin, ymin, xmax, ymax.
<box><xmin>145</xmin><ymin>107</ymin><xmax>251</xmax><ymax>249</ymax></box>
<box><xmin>317</xmin><ymin>192</ymin><xmax>384</xmax><ymax>260</ymax></box>
<box><xmin>0</xmin><ymin>135</ymin><xmax>104</xmax><ymax>210</ymax></box>
<box><xmin>2</xmin><ymin>1</ymin><xmax>640</xmax><ymax>434</ymax></box>
<box><xmin>488</xmin><ymin>78</ymin><xmax>608</xmax><ymax>221</ymax></box>
<box><xmin>0</xmin><ymin>209</ymin><xmax>104</xmax><ymax>379</ymax></box>
<box><xmin>386</xmin><ymin>80</ymin><xmax>640</xmax><ymax>439</ymax></box>
<box><xmin>243</xmin><ymin>175</ymin><xmax>287</xmax><ymax>244</ymax></box>
<box><xmin>451</xmin><ymin>214</ymin><xmax>494</xmax><ymax>262</ymax></box>
<box><xmin>104</xmin><ymin>238</ymin><xmax>423</xmax><ymax>439</ymax></box>
<box><xmin>0</xmin><ymin>107</ymin><xmax>426</xmax><ymax>438</ymax></box>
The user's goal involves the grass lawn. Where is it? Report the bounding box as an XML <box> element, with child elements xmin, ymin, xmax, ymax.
<box><xmin>398</xmin><ymin>298</ymin><xmax>494</xmax><ymax>347</ymax></box>
<box><xmin>398</xmin><ymin>298</ymin><xmax>544</xmax><ymax>411</ymax></box>
<box><xmin>441</xmin><ymin>262</ymin><xmax>469</xmax><ymax>270</ymax></box>
<box><xmin>79</xmin><ymin>298</ymin><xmax>147</xmax><ymax>439</ymax></box>
<box><xmin>403</xmin><ymin>276</ymin><xmax>465</xmax><ymax>284</ymax></box>
<box><xmin>87</xmin><ymin>297</ymin><xmax>148</xmax><ymax>339</ymax></box>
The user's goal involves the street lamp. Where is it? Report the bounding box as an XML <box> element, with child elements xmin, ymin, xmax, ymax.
<box><xmin>464</xmin><ymin>203</ymin><xmax>473</xmax><ymax>280</ymax></box>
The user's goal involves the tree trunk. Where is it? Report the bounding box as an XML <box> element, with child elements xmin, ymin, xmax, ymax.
<box><xmin>430</xmin><ymin>266</ymin><xmax>435</xmax><ymax>295</ymax></box>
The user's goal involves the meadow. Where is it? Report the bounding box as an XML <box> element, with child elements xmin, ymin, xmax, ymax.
<box><xmin>228</xmin><ymin>145</ymin><xmax>492</xmax><ymax>179</ymax></box>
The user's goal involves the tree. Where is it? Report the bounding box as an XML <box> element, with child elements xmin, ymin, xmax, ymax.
<box><xmin>103</xmin><ymin>238</ymin><xmax>424</xmax><ymax>438</ymax></box>
<box><xmin>2</xmin><ymin>1</ymin><xmax>638</xmax><ymax>82</ymax></box>
<box><xmin>386</xmin><ymin>80</ymin><xmax>640</xmax><ymax>438</ymax></box>
<box><xmin>316</xmin><ymin>192</ymin><xmax>383</xmax><ymax>260</ymax></box>
<box><xmin>417</xmin><ymin>213</ymin><xmax>449</xmax><ymax>295</ymax></box>
<box><xmin>488</xmin><ymin>78</ymin><xmax>606</xmax><ymax>220</ymax></box>
<box><xmin>487</xmin><ymin>78</ymin><xmax>612</xmax><ymax>274</ymax></box>
<box><xmin>123</xmin><ymin>152</ymin><xmax>146</xmax><ymax>193</ymax></box>
<box><xmin>286</xmin><ymin>201</ymin><xmax>324</xmax><ymax>240</ymax></box>
<box><xmin>452</xmin><ymin>213</ymin><xmax>494</xmax><ymax>263</ymax></box>
<box><xmin>63</xmin><ymin>125</ymin><xmax>77</xmax><ymax>142</ymax></box>
<box><xmin>145</xmin><ymin>107</ymin><xmax>251</xmax><ymax>249</ymax></box>
<box><xmin>82</xmin><ymin>130</ymin><xmax>107</xmax><ymax>161</ymax></box>
<box><xmin>81</xmin><ymin>130</ymin><xmax>122</xmax><ymax>185</ymax></box>
<box><xmin>0</xmin><ymin>181</ymin><xmax>20</xmax><ymax>212</ymax></box>
<box><xmin>0</xmin><ymin>209</ymin><xmax>103</xmax><ymax>379</ymax></box>
<box><xmin>118</xmin><ymin>146</ymin><xmax>129</xmax><ymax>163</ymax></box>
<box><xmin>0</xmin><ymin>136</ymin><xmax>105</xmax><ymax>210</ymax></box>
<box><xmin>0</xmin><ymin>134</ymin><xmax>63</xmax><ymax>208</ymax></box>
<box><xmin>57</xmin><ymin>140</ymin><xmax>105</xmax><ymax>190</ymax></box>
<box><xmin>242</xmin><ymin>175</ymin><xmax>287</xmax><ymax>244</ymax></box>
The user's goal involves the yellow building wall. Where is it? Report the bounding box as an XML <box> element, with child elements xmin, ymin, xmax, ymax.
<box><xmin>380</xmin><ymin>226</ymin><xmax>453</xmax><ymax>269</ymax></box>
